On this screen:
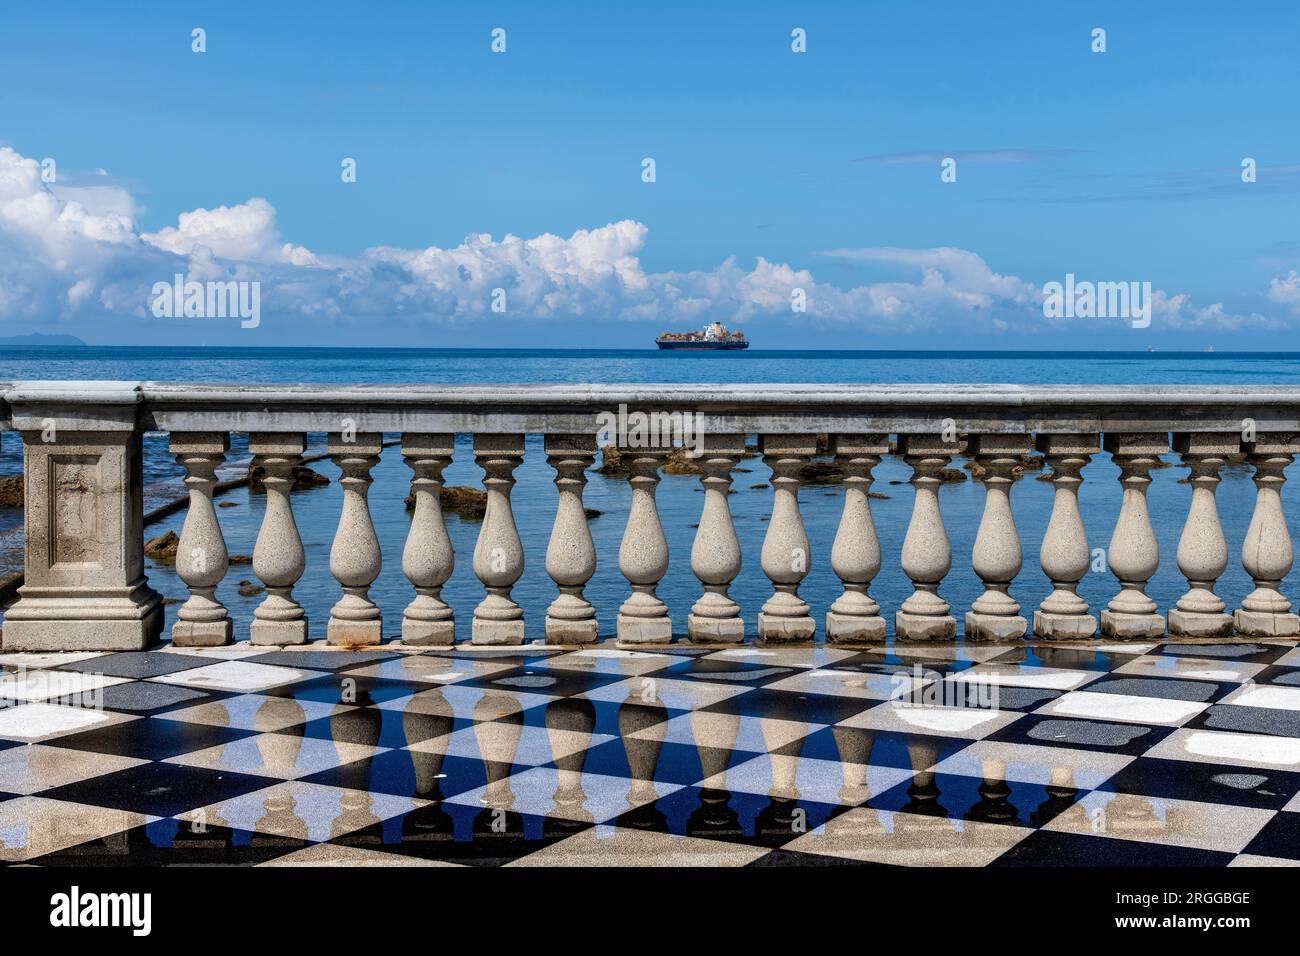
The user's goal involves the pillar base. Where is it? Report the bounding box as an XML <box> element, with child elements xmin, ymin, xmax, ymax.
<box><xmin>757</xmin><ymin>613</ymin><xmax>816</xmax><ymax>644</ymax></box>
<box><xmin>250</xmin><ymin>618</ymin><xmax>309</xmax><ymax>646</ymax></box>
<box><xmin>1099</xmin><ymin>610</ymin><xmax>1166</xmax><ymax>639</ymax></box>
<box><xmin>1032</xmin><ymin>611</ymin><xmax>1098</xmax><ymax>640</ymax></box>
<box><xmin>964</xmin><ymin>612</ymin><xmax>1027</xmax><ymax>642</ymax></box>
<box><xmin>401</xmin><ymin>617</ymin><xmax>455</xmax><ymax>646</ymax></box>
<box><xmin>327</xmin><ymin>618</ymin><xmax>383</xmax><ymax>646</ymax></box>
<box><xmin>825</xmin><ymin>612</ymin><xmax>886</xmax><ymax>644</ymax></box>
<box><xmin>545</xmin><ymin>617</ymin><xmax>599</xmax><ymax>645</ymax></box>
<box><xmin>471</xmin><ymin>618</ymin><xmax>525</xmax><ymax>645</ymax></box>
<box><xmin>1233</xmin><ymin>608</ymin><xmax>1300</xmax><ymax>637</ymax></box>
<box><xmin>616</xmin><ymin>615</ymin><xmax>673</xmax><ymax>645</ymax></box>
<box><xmin>894</xmin><ymin>611</ymin><xmax>956</xmax><ymax>642</ymax></box>
<box><xmin>687</xmin><ymin>615</ymin><xmax>745</xmax><ymax>643</ymax></box>
<box><xmin>2</xmin><ymin>603</ymin><xmax>163</xmax><ymax>652</ymax></box>
<box><xmin>1168</xmin><ymin>609</ymin><xmax>1234</xmax><ymax>638</ymax></box>
<box><xmin>171</xmin><ymin>619</ymin><xmax>233</xmax><ymax>647</ymax></box>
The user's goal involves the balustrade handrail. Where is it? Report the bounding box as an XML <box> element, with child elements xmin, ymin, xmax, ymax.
<box><xmin>2</xmin><ymin>379</ymin><xmax>1298</xmax><ymax>655</ymax></box>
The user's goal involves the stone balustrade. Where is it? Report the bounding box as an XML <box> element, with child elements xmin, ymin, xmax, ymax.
<box><xmin>2</xmin><ymin>381</ymin><xmax>1300</xmax><ymax>651</ymax></box>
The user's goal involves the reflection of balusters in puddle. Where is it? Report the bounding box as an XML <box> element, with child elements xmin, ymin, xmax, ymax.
<box><xmin>248</xmin><ymin>697</ymin><xmax>309</xmax><ymax>843</ymax></box>
<box><xmin>329</xmin><ymin>696</ymin><xmax>383</xmax><ymax>841</ymax></box>
<box><xmin>831</xmin><ymin>726</ymin><xmax>874</xmax><ymax>805</ymax></box>
<box><xmin>755</xmin><ymin>717</ymin><xmax>805</xmax><ymax>837</ymax></box>
<box><xmin>687</xmin><ymin>710</ymin><xmax>741</xmax><ymax>836</ymax></box>
<box><xmin>404</xmin><ymin>689</ymin><xmax>454</xmax><ymax>800</ymax></box>
<box><xmin>1033</xmin><ymin>764</ymin><xmax>1081</xmax><ymax>824</ymax></box>
<box><xmin>966</xmin><ymin>756</ymin><xmax>1017</xmax><ymax>825</ymax></box>
<box><xmin>901</xmin><ymin>736</ymin><xmax>945</xmax><ymax>817</ymax></box>
<box><xmin>1093</xmin><ymin>793</ymin><xmax>1162</xmax><ymax>838</ymax></box>
<box><xmin>618</xmin><ymin>695</ymin><xmax>667</xmax><ymax>828</ymax></box>
<box><xmin>545</xmin><ymin>697</ymin><xmax>596</xmax><ymax>830</ymax></box>
<box><xmin>474</xmin><ymin>691</ymin><xmax>523</xmax><ymax>811</ymax></box>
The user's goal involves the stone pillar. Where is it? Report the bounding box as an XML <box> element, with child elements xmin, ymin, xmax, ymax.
<box><xmin>472</xmin><ymin>434</ymin><xmax>526</xmax><ymax>645</ymax></box>
<box><xmin>1033</xmin><ymin>434</ymin><xmax>1099</xmax><ymax>639</ymax></box>
<box><xmin>617</xmin><ymin>447</ymin><xmax>672</xmax><ymax>645</ymax></box>
<box><xmin>825</xmin><ymin>434</ymin><xmax>889</xmax><ymax>644</ymax></box>
<box><xmin>688</xmin><ymin>433</ymin><xmax>745</xmax><ymax>643</ymax></box>
<box><xmin>1235</xmin><ymin>433</ymin><xmax>1300</xmax><ymax>637</ymax></box>
<box><xmin>1100</xmin><ymin>432</ymin><xmax>1168</xmax><ymax>639</ymax></box>
<box><xmin>327</xmin><ymin>432</ymin><xmax>383</xmax><ymax>646</ymax></box>
<box><xmin>249</xmin><ymin>433</ymin><xmax>309</xmax><ymax>646</ymax></box>
<box><xmin>545</xmin><ymin>434</ymin><xmax>598</xmax><ymax>644</ymax></box>
<box><xmin>401</xmin><ymin>434</ymin><xmax>455</xmax><ymax>645</ymax></box>
<box><xmin>170</xmin><ymin>432</ymin><xmax>232</xmax><ymax>646</ymax></box>
<box><xmin>758</xmin><ymin>434</ymin><xmax>817</xmax><ymax>644</ymax></box>
<box><xmin>1169</xmin><ymin>433</ymin><xmax>1236</xmax><ymax>638</ymax></box>
<box><xmin>965</xmin><ymin>434</ymin><xmax>1031</xmax><ymax>641</ymax></box>
<box><xmin>895</xmin><ymin>434</ymin><xmax>961</xmax><ymax>641</ymax></box>
<box><xmin>3</xmin><ymin>384</ymin><xmax>163</xmax><ymax>651</ymax></box>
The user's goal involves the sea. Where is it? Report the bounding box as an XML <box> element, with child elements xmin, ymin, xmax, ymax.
<box><xmin>2</xmin><ymin>346</ymin><xmax>1298</xmax><ymax>641</ymax></box>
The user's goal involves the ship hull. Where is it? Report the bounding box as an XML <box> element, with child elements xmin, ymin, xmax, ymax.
<box><xmin>656</xmin><ymin>340</ymin><xmax>749</xmax><ymax>350</ymax></box>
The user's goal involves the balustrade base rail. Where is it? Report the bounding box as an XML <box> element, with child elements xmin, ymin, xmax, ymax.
<box><xmin>1</xmin><ymin>382</ymin><xmax>1298</xmax><ymax>652</ymax></box>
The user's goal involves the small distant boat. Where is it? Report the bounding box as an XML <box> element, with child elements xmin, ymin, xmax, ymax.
<box><xmin>1147</xmin><ymin>345</ymin><xmax>1154</xmax><ymax>352</ymax></box>
<box><xmin>656</xmin><ymin>321</ymin><xmax>749</xmax><ymax>350</ymax></box>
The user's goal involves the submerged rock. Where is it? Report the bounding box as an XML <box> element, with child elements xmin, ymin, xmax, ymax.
<box><xmin>248</xmin><ymin>463</ymin><xmax>331</xmax><ymax>493</ymax></box>
<box><xmin>404</xmin><ymin>485</ymin><xmax>490</xmax><ymax>521</ymax></box>
<box><xmin>0</xmin><ymin>474</ymin><xmax>22</xmax><ymax>507</ymax></box>
<box><xmin>144</xmin><ymin>530</ymin><xmax>179</xmax><ymax>563</ymax></box>
<box><xmin>965</xmin><ymin>453</ymin><xmax>1045</xmax><ymax>480</ymax></box>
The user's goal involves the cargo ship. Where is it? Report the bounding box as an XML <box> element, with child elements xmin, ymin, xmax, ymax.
<box><xmin>655</xmin><ymin>321</ymin><xmax>749</xmax><ymax>350</ymax></box>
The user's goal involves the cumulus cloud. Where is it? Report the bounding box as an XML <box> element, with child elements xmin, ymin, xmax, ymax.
<box><xmin>0</xmin><ymin>142</ymin><xmax>1295</xmax><ymax>336</ymax></box>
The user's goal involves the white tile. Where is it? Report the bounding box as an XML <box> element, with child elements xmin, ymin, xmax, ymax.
<box><xmin>582</xmin><ymin>676</ymin><xmax>750</xmax><ymax>710</ymax></box>
<box><xmin>949</xmin><ymin>664</ymin><xmax>1100</xmax><ymax>691</ymax></box>
<box><xmin>1148</xmin><ymin>728</ymin><xmax>1300</xmax><ymax>770</ymax></box>
<box><xmin>419</xmin><ymin>723</ymin><xmax>615</xmax><ymax>765</ymax></box>
<box><xmin>784</xmin><ymin>809</ymin><xmax>1031</xmax><ymax>866</ymax></box>
<box><xmin>1043</xmin><ymin>791</ymin><xmax>1273</xmax><ymax>853</ymax></box>
<box><xmin>1113</xmin><ymin>654</ymin><xmax>1264</xmax><ymax>683</ymax></box>
<box><xmin>624</xmin><ymin>711</ymin><xmax>819</xmax><ymax>752</ymax></box>
<box><xmin>149</xmin><ymin>660</ymin><xmax>324</xmax><ymax>692</ymax></box>
<box><xmin>0</xmin><ymin>652</ymin><xmax>105</xmax><ymax>670</ymax></box>
<box><xmin>699</xmin><ymin>754</ymin><xmax>911</xmax><ymax>806</ymax></box>
<box><xmin>443</xmin><ymin>767</ymin><xmax>682</xmax><ymax>824</ymax></box>
<box><xmin>0</xmin><ymin>702</ymin><xmax>137</xmax><ymax>742</ymax></box>
<box><xmin>0</xmin><ymin>669</ymin><xmax>132</xmax><ymax>702</ymax></box>
<box><xmin>1222</xmin><ymin>684</ymin><xmax>1300</xmax><ymax>712</ymax></box>
<box><xmin>763</xmin><ymin>667</ymin><xmax>925</xmax><ymax>701</ymax></box>
<box><xmin>176</xmin><ymin>782</ymin><xmax>425</xmax><ymax>842</ymax></box>
<box><xmin>841</xmin><ymin>703</ymin><xmax>1022</xmax><ymax>739</ymax></box>
<box><xmin>1037</xmin><ymin>690</ymin><xmax>1207</xmax><ymax>726</ymax></box>
<box><xmin>153</xmin><ymin>693</ymin><xmax>350</xmax><ymax>731</ymax></box>
<box><xmin>166</xmin><ymin>735</ymin><xmax>386</xmax><ymax>779</ymax></box>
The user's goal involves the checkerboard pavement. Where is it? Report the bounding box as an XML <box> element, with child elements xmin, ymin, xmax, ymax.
<box><xmin>3</xmin><ymin>638</ymin><xmax>1300</xmax><ymax>866</ymax></box>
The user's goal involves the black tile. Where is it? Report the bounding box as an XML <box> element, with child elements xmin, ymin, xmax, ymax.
<box><xmin>517</xmin><ymin>696</ymin><xmax>684</xmax><ymax>738</ymax></box>
<box><xmin>53</xmin><ymin>652</ymin><xmax>216</xmax><ymax>679</ymax></box>
<box><xmin>454</xmin><ymin>665</ymin><xmax>626</xmax><ymax>697</ymax></box>
<box><xmin>779</xmin><ymin>726</ymin><xmax>972</xmax><ymax>771</ymax></box>
<box><xmin>865</xmin><ymin>772</ymin><xmax>1077</xmax><ymax>827</ymax></box>
<box><xmin>257</xmin><ymin>673</ymin><xmax>429</xmax><ymax>706</ymax></box>
<box><xmin>699</xmin><ymin>688</ymin><xmax>876</xmax><ymax>724</ymax></box>
<box><xmin>986</xmin><ymin>714</ymin><xmax>1176</xmax><ymax>756</ymax></box>
<box><xmin>42</xmin><ymin>762</ymin><xmax>270</xmax><ymax>817</ymax></box>
<box><xmin>640</xmin><ymin>657</ymin><xmax>804</xmax><ymax>687</ymax></box>
<box><xmin>278</xmin><ymin>703</ymin><xmax>464</xmax><ymax>750</ymax></box>
<box><xmin>747</xmin><ymin>848</ymin><xmax>879</xmax><ymax>866</ymax></box>
<box><xmin>1082</xmin><ymin>675</ymin><xmax>1230</xmax><ymax>703</ymax></box>
<box><xmin>44</xmin><ymin>717</ymin><xmax>257</xmax><ymax>760</ymax></box>
<box><xmin>1249</xmin><ymin>664</ymin><xmax>1300</xmax><ymax>688</ymax></box>
<box><xmin>1096</xmin><ymin>757</ymin><xmax>1300</xmax><ymax>810</ymax></box>
<box><xmin>1240</xmin><ymin>810</ymin><xmax>1300</xmax><ymax>860</ymax></box>
<box><xmin>568</xmin><ymin>738</ymin><xmax>757</xmax><ymax>786</ymax></box>
<box><xmin>1156</xmin><ymin>643</ymin><xmax>1293</xmax><ymax>664</ymax></box>
<box><xmin>97</xmin><ymin>681</ymin><xmax>225</xmax><ymax>715</ymax></box>
<box><xmin>1185</xmin><ymin>703</ymin><xmax>1300</xmax><ymax>738</ymax></box>
<box><xmin>607</xmin><ymin>785</ymin><xmax>847</xmax><ymax>848</ymax></box>
<box><xmin>240</xmin><ymin>650</ymin><xmax>403</xmax><ymax>672</ymax></box>
<box><xmin>988</xmin><ymin>829</ymin><xmax>1234</xmax><ymax>866</ymax></box>
<box><xmin>299</xmin><ymin>750</ymin><xmax>500</xmax><ymax>801</ymax></box>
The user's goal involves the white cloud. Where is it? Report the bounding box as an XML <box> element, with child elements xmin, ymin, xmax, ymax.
<box><xmin>0</xmin><ymin>143</ymin><xmax>1295</xmax><ymax>336</ymax></box>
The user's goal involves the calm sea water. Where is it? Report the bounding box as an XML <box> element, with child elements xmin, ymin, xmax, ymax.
<box><xmin>2</xmin><ymin>346</ymin><xmax>1298</xmax><ymax>641</ymax></box>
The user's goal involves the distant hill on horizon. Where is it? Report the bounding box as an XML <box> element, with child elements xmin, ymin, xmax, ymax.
<box><xmin>0</xmin><ymin>333</ymin><xmax>87</xmax><ymax>348</ymax></box>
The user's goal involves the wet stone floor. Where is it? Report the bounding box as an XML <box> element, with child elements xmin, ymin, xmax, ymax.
<box><xmin>1</xmin><ymin>638</ymin><xmax>1300</xmax><ymax>866</ymax></box>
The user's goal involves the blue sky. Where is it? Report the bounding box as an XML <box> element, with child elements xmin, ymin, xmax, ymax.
<box><xmin>1</xmin><ymin>0</ymin><xmax>1298</xmax><ymax>348</ymax></box>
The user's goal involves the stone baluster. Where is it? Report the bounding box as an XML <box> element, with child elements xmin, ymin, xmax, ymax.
<box><xmin>249</xmin><ymin>433</ymin><xmax>309</xmax><ymax>645</ymax></box>
<box><xmin>170</xmin><ymin>432</ymin><xmax>232</xmax><ymax>646</ymax></box>
<box><xmin>617</xmin><ymin>446</ymin><xmax>672</xmax><ymax>645</ymax></box>
<box><xmin>965</xmin><ymin>435</ymin><xmax>1032</xmax><ymax>641</ymax></box>
<box><xmin>1100</xmin><ymin>433</ymin><xmax>1168</xmax><ymax>639</ymax></box>
<box><xmin>1033</xmin><ymin>434</ymin><xmax>1099</xmax><ymax>639</ymax></box>
<box><xmin>400</xmin><ymin>434</ymin><xmax>455</xmax><ymax>645</ymax></box>
<box><xmin>758</xmin><ymin>434</ymin><xmax>817</xmax><ymax>644</ymax></box>
<box><xmin>1235</xmin><ymin>433</ymin><xmax>1300</xmax><ymax>636</ymax></box>
<box><xmin>688</xmin><ymin>433</ymin><xmax>746</xmax><ymax>643</ymax></box>
<box><xmin>895</xmin><ymin>434</ymin><xmax>961</xmax><ymax>641</ymax></box>
<box><xmin>327</xmin><ymin>432</ymin><xmax>383</xmax><ymax>645</ymax></box>
<box><xmin>1169</xmin><ymin>433</ymin><xmax>1237</xmax><ymax>638</ymax></box>
<box><xmin>825</xmin><ymin>434</ymin><xmax>889</xmax><ymax>644</ymax></box>
<box><xmin>472</xmin><ymin>434</ymin><xmax>527</xmax><ymax>645</ymax></box>
<box><xmin>545</xmin><ymin>434</ymin><xmax>598</xmax><ymax>644</ymax></box>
